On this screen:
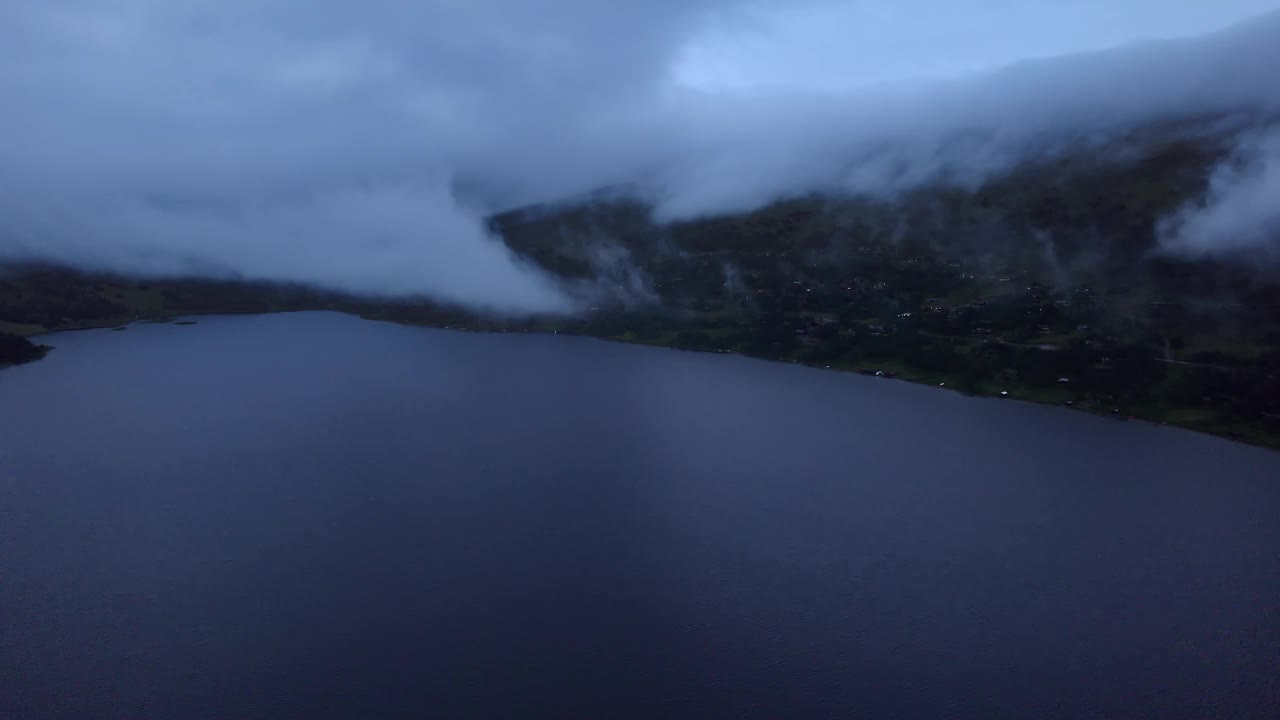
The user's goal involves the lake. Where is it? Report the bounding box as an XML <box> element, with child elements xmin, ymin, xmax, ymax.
<box><xmin>1</xmin><ymin>311</ymin><xmax>1277</xmax><ymax>719</ymax></box>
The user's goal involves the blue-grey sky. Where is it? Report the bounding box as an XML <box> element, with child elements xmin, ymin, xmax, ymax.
<box><xmin>2</xmin><ymin>1</ymin><xmax>1278</xmax><ymax>310</ymax></box>
<box><xmin>679</xmin><ymin>0</ymin><xmax>1280</xmax><ymax>89</ymax></box>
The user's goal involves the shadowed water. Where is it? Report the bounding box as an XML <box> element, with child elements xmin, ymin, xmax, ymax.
<box><xmin>1</xmin><ymin>312</ymin><xmax>1277</xmax><ymax>719</ymax></box>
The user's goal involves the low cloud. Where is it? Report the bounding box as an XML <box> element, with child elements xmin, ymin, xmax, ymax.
<box><xmin>1159</xmin><ymin>128</ymin><xmax>1280</xmax><ymax>260</ymax></box>
<box><xmin>646</xmin><ymin>9</ymin><xmax>1280</xmax><ymax>220</ymax></box>
<box><xmin>0</xmin><ymin>0</ymin><xmax>738</xmax><ymax>312</ymax></box>
<box><xmin>1</xmin><ymin>179</ymin><xmax>572</xmax><ymax>313</ymax></box>
<box><xmin>2</xmin><ymin>1</ymin><xmax>1279</xmax><ymax>312</ymax></box>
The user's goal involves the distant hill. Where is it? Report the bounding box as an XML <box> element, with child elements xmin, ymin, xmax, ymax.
<box><xmin>483</xmin><ymin>114</ymin><xmax>1280</xmax><ymax>447</ymax></box>
<box><xmin>494</xmin><ymin>112</ymin><xmax>1276</xmax><ymax>294</ymax></box>
<box><xmin>3</xmin><ymin>112</ymin><xmax>1280</xmax><ymax>447</ymax></box>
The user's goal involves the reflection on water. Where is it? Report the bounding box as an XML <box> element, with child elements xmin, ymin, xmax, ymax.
<box><xmin>2</xmin><ymin>312</ymin><xmax>1277</xmax><ymax>719</ymax></box>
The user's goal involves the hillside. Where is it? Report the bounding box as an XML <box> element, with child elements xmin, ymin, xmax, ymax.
<box><xmin>488</xmin><ymin>119</ymin><xmax>1280</xmax><ymax>446</ymax></box>
<box><xmin>3</xmin><ymin>118</ymin><xmax>1280</xmax><ymax>447</ymax></box>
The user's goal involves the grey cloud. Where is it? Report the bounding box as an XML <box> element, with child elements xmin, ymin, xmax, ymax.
<box><xmin>0</xmin><ymin>0</ymin><xmax>742</xmax><ymax>312</ymax></box>
<box><xmin>645</xmin><ymin>9</ymin><xmax>1280</xmax><ymax>219</ymax></box>
<box><xmin>1159</xmin><ymin>128</ymin><xmax>1280</xmax><ymax>260</ymax></box>
<box><xmin>679</xmin><ymin>0</ymin><xmax>1280</xmax><ymax>90</ymax></box>
<box><xmin>2</xmin><ymin>180</ymin><xmax>572</xmax><ymax>313</ymax></box>
<box><xmin>3</xmin><ymin>1</ymin><xmax>1280</xmax><ymax>312</ymax></box>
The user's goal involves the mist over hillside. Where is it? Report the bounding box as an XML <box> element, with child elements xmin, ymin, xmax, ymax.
<box><xmin>2</xmin><ymin>2</ymin><xmax>1280</xmax><ymax>312</ymax></box>
<box><xmin>5</xmin><ymin>108</ymin><xmax>1280</xmax><ymax>446</ymax></box>
<box><xmin>496</xmin><ymin>110</ymin><xmax>1278</xmax><ymax>302</ymax></box>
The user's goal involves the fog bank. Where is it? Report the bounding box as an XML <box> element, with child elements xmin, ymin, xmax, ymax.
<box><xmin>2</xmin><ymin>1</ymin><xmax>1278</xmax><ymax>311</ymax></box>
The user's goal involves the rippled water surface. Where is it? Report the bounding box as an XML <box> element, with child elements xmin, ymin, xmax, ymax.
<box><xmin>2</xmin><ymin>312</ymin><xmax>1277</xmax><ymax>719</ymax></box>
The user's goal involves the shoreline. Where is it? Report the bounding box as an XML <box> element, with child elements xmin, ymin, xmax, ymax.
<box><xmin>13</xmin><ymin>308</ymin><xmax>1280</xmax><ymax>452</ymax></box>
<box><xmin>585</xmin><ymin>332</ymin><xmax>1278</xmax><ymax>450</ymax></box>
<box><xmin>0</xmin><ymin>343</ymin><xmax>53</xmax><ymax>370</ymax></box>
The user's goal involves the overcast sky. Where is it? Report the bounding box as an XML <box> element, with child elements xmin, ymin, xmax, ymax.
<box><xmin>2</xmin><ymin>1</ymin><xmax>1278</xmax><ymax>311</ymax></box>
<box><xmin>679</xmin><ymin>0</ymin><xmax>1280</xmax><ymax>89</ymax></box>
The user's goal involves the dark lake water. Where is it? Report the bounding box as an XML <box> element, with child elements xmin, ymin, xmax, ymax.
<box><xmin>1</xmin><ymin>311</ymin><xmax>1278</xmax><ymax>719</ymax></box>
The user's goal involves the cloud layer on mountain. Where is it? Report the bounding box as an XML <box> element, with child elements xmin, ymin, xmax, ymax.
<box><xmin>1160</xmin><ymin>127</ymin><xmax>1280</xmax><ymax>261</ymax></box>
<box><xmin>2</xmin><ymin>1</ymin><xmax>1278</xmax><ymax>310</ymax></box>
